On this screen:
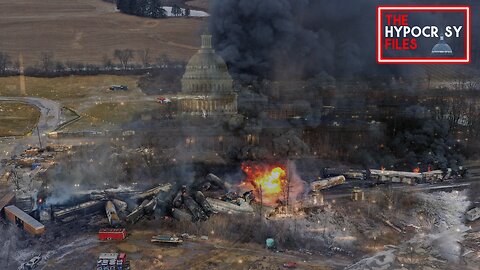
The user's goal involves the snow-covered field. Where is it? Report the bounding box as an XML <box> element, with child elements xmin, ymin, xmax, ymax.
<box><xmin>162</xmin><ymin>7</ymin><xmax>209</xmax><ymax>17</ymax></box>
<box><xmin>346</xmin><ymin>191</ymin><xmax>471</xmax><ymax>270</ymax></box>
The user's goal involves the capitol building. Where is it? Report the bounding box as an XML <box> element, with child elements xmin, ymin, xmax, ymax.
<box><xmin>177</xmin><ymin>32</ymin><xmax>237</xmax><ymax>116</ymax></box>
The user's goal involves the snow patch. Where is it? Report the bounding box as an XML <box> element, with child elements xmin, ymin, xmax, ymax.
<box><xmin>163</xmin><ymin>7</ymin><xmax>209</xmax><ymax>17</ymax></box>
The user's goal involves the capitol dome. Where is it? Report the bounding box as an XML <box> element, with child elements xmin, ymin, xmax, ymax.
<box><xmin>177</xmin><ymin>32</ymin><xmax>237</xmax><ymax>117</ymax></box>
<box><xmin>431</xmin><ymin>35</ymin><xmax>453</xmax><ymax>55</ymax></box>
<box><xmin>181</xmin><ymin>33</ymin><xmax>234</xmax><ymax>94</ymax></box>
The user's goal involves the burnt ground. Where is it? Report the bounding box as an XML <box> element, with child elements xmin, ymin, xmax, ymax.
<box><xmin>1</xmin><ymin>183</ymin><xmax>478</xmax><ymax>270</ymax></box>
<box><xmin>34</xmin><ymin>218</ymin><xmax>348</xmax><ymax>270</ymax></box>
<box><xmin>2</xmin><ymin>157</ymin><xmax>479</xmax><ymax>269</ymax></box>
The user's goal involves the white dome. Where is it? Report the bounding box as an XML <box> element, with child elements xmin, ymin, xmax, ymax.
<box><xmin>431</xmin><ymin>36</ymin><xmax>453</xmax><ymax>55</ymax></box>
<box><xmin>181</xmin><ymin>33</ymin><xmax>233</xmax><ymax>95</ymax></box>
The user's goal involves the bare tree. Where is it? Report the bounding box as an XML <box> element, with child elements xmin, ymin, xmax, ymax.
<box><xmin>171</xmin><ymin>4</ymin><xmax>183</xmax><ymax>17</ymax></box>
<box><xmin>184</xmin><ymin>8</ymin><xmax>191</xmax><ymax>17</ymax></box>
<box><xmin>40</xmin><ymin>52</ymin><xmax>55</xmax><ymax>72</ymax></box>
<box><xmin>448</xmin><ymin>97</ymin><xmax>468</xmax><ymax>132</ymax></box>
<box><xmin>453</xmin><ymin>67</ymin><xmax>478</xmax><ymax>91</ymax></box>
<box><xmin>464</xmin><ymin>78</ymin><xmax>480</xmax><ymax>91</ymax></box>
<box><xmin>425</xmin><ymin>66</ymin><xmax>434</xmax><ymax>90</ymax></box>
<box><xmin>0</xmin><ymin>52</ymin><xmax>11</xmax><ymax>75</ymax></box>
<box><xmin>102</xmin><ymin>54</ymin><xmax>114</xmax><ymax>70</ymax></box>
<box><xmin>151</xmin><ymin>0</ymin><xmax>167</xmax><ymax>18</ymax></box>
<box><xmin>55</xmin><ymin>61</ymin><xmax>65</xmax><ymax>72</ymax></box>
<box><xmin>114</xmin><ymin>49</ymin><xmax>134</xmax><ymax>70</ymax></box>
<box><xmin>138</xmin><ymin>48</ymin><xmax>151</xmax><ymax>68</ymax></box>
<box><xmin>155</xmin><ymin>53</ymin><xmax>170</xmax><ymax>67</ymax></box>
<box><xmin>65</xmin><ymin>60</ymin><xmax>77</xmax><ymax>71</ymax></box>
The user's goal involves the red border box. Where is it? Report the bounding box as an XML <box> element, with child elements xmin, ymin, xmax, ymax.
<box><xmin>377</xmin><ymin>6</ymin><xmax>470</xmax><ymax>64</ymax></box>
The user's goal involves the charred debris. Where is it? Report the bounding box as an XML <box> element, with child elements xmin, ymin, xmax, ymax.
<box><xmin>1</xmin><ymin>141</ymin><xmax>469</xmax><ymax>236</ymax></box>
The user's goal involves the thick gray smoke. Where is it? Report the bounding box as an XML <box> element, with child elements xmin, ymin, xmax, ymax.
<box><xmin>210</xmin><ymin>0</ymin><xmax>480</xmax><ymax>82</ymax></box>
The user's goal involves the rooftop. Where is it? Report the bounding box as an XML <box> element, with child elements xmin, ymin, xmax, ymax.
<box><xmin>5</xmin><ymin>205</ymin><xmax>45</xmax><ymax>229</ymax></box>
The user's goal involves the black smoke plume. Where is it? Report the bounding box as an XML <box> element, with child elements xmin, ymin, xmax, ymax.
<box><xmin>350</xmin><ymin>105</ymin><xmax>465</xmax><ymax>170</ymax></box>
<box><xmin>210</xmin><ymin>0</ymin><xmax>480</xmax><ymax>82</ymax></box>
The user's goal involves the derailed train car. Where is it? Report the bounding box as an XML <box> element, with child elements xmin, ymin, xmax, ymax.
<box><xmin>369</xmin><ymin>169</ymin><xmax>423</xmax><ymax>185</ymax></box>
<box><xmin>370</xmin><ymin>169</ymin><xmax>445</xmax><ymax>185</ymax></box>
<box><xmin>125</xmin><ymin>199</ymin><xmax>157</xmax><ymax>224</ymax></box>
<box><xmin>52</xmin><ymin>200</ymin><xmax>104</xmax><ymax>222</ymax></box>
<box><xmin>310</xmin><ymin>176</ymin><xmax>346</xmax><ymax>191</ymax></box>
<box><xmin>105</xmin><ymin>201</ymin><xmax>121</xmax><ymax>226</ymax></box>
<box><xmin>4</xmin><ymin>205</ymin><xmax>45</xmax><ymax>235</ymax></box>
<box><xmin>322</xmin><ymin>168</ymin><xmax>368</xmax><ymax>180</ymax></box>
<box><xmin>323</xmin><ymin>167</ymin><xmax>446</xmax><ymax>185</ymax></box>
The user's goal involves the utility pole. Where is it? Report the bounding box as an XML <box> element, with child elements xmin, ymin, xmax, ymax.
<box><xmin>19</xmin><ymin>53</ymin><xmax>26</xmax><ymax>95</ymax></box>
<box><xmin>286</xmin><ymin>160</ymin><xmax>292</xmax><ymax>213</ymax></box>
<box><xmin>259</xmin><ymin>185</ymin><xmax>263</xmax><ymax>219</ymax></box>
<box><xmin>36</xmin><ymin>125</ymin><xmax>43</xmax><ymax>149</ymax></box>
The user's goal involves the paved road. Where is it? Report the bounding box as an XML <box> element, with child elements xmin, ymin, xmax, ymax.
<box><xmin>0</xmin><ymin>96</ymin><xmax>61</xmax><ymax>161</ymax></box>
<box><xmin>0</xmin><ymin>96</ymin><xmax>61</xmax><ymax>133</ymax></box>
<box><xmin>0</xmin><ymin>94</ymin><xmax>161</xmax><ymax>161</ymax></box>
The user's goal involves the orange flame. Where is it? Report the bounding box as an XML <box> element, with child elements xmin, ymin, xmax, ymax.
<box><xmin>413</xmin><ymin>167</ymin><xmax>421</xmax><ymax>173</ymax></box>
<box><xmin>241</xmin><ymin>163</ymin><xmax>287</xmax><ymax>205</ymax></box>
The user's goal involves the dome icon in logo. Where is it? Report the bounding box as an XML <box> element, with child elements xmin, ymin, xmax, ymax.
<box><xmin>431</xmin><ymin>35</ymin><xmax>453</xmax><ymax>55</ymax></box>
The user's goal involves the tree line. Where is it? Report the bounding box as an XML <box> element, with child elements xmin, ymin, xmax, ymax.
<box><xmin>0</xmin><ymin>49</ymin><xmax>185</xmax><ymax>77</ymax></box>
<box><xmin>116</xmin><ymin>0</ymin><xmax>190</xmax><ymax>18</ymax></box>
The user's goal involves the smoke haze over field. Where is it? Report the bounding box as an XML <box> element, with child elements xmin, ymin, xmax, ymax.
<box><xmin>210</xmin><ymin>0</ymin><xmax>480</xmax><ymax>82</ymax></box>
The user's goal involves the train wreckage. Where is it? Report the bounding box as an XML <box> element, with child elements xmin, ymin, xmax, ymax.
<box><xmin>31</xmin><ymin>173</ymin><xmax>257</xmax><ymax>226</ymax></box>
<box><xmin>0</xmin><ymin>160</ymin><xmax>468</xmax><ymax>239</ymax></box>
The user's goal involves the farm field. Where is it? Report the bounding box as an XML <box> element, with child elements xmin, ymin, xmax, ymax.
<box><xmin>0</xmin><ymin>0</ymin><xmax>206</xmax><ymax>66</ymax></box>
<box><xmin>186</xmin><ymin>0</ymin><xmax>210</xmax><ymax>10</ymax></box>
<box><xmin>62</xmin><ymin>100</ymin><xmax>160</xmax><ymax>131</ymax></box>
<box><xmin>0</xmin><ymin>75</ymin><xmax>141</xmax><ymax>102</ymax></box>
<box><xmin>0</xmin><ymin>75</ymin><xmax>159</xmax><ymax>132</ymax></box>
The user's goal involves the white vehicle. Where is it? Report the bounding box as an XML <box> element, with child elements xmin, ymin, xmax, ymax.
<box><xmin>23</xmin><ymin>255</ymin><xmax>41</xmax><ymax>269</ymax></box>
<box><xmin>466</xmin><ymin>207</ymin><xmax>480</xmax><ymax>222</ymax></box>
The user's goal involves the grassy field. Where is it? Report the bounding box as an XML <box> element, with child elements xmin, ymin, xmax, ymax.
<box><xmin>0</xmin><ymin>0</ymin><xmax>209</xmax><ymax>132</ymax></box>
<box><xmin>0</xmin><ymin>75</ymin><xmax>141</xmax><ymax>101</ymax></box>
<box><xmin>62</xmin><ymin>101</ymin><xmax>160</xmax><ymax>131</ymax></box>
<box><xmin>0</xmin><ymin>74</ymin><xmax>166</xmax><ymax>132</ymax></box>
<box><xmin>0</xmin><ymin>0</ymin><xmax>206</xmax><ymax>66</ymax></box>
<box><xmin>0</xmin><ymin>102</ymin><xmax>40</xmax><ymax>136</ymax></box>
<box><xmin>0</xmin><ymin>75</ymin><xmax>155</xmax><ymax>131</ymax></box>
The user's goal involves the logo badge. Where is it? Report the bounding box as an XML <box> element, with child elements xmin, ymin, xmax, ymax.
<box><xmin>377</xmin><ymin>6</ymin><xmax>470</xmax><ymax>64</ymax></box>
